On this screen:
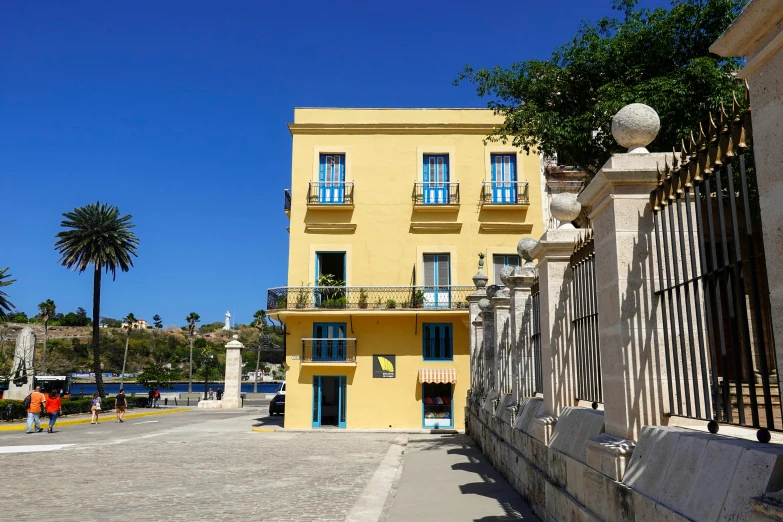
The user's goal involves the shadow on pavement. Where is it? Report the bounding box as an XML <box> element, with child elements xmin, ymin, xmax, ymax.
<box><xmin>252</xmin><ymin>415</ymin><xmax>284</xmax><ymax>428</ymax></box>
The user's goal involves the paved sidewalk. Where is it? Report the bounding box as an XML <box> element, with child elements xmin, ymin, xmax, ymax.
<box><xmin>383</xmin><ymin>434</ymin><xmax>540</xmax><ymax>522</ymax></box>
<box><xmin>0</xmin><ymin>406</ymin><xmax>189</xmax><ymax>431</ymax></box>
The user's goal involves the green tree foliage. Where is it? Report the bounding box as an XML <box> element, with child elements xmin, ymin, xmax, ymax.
<box><xmin>101</xmin><ymin>317</ymin><xmax>122</xmax><ymax>328</ymax></box>
<box><xmin>55</xmin><ymin>201</ymin><xmax>140</xmax><ymax>397</ymax></box>
<box><xmin>0</xmin><ymin>267</ymin><xmax>15</xmax><ymax>318</ymax></box>
<box><xmin>199</xmin><ymin>322</ymin><xmax>225</xmax><ymax>334</ymax></box>
<box><xmin>38</xmin><ymin>299</ymin><xmax>56</xmax><ymax>374</ymax></box>
<box><xmin>4</xmin><ymin>311</ymin><xmax>28</xmax><ymax>323</ymax></box>
<box><xmin>153</xmin><ymin>314</ymin><xmax>163</xmax><ymax>329</ymax></box>
<box><xmin>455</xmin><ymin>0</ymin><xmax>746</xmax><ymax>175</ymax></box>
<box><xmin>60</xmin><ymin>311</ymin><xmax>91</xmax><ymax>327</ymax></box>
<box><xmin>136</xmin><ymin>365</ymin><xmax>176</xmax><ymax>391</ymax></box>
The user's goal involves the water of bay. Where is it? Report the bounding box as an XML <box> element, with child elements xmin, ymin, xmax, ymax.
<box><xmin>70</xmin><ymin>382</ymin><xmax>283</xmax><ymax>396</ymax></box>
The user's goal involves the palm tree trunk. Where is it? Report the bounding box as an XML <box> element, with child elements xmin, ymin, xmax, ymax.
<box><xmin>92</xmin><ymin>266</ymin><xmax>105</xmax><ymax>398</ymax></box>
<box><xmin>121</xmin><ymin>329</ymin><xmax>129</xmax><ymax>388</ymax></box>
<box><xmin>188</xmin><ymin>333</ymin><xmax>193</xmax><ymax>393</ymax></box>
<box><xmin>42</xmin><ymin>320</ymin><xmax>48</xmax><ymax>375</ymax></box>
<box><xmin>254</xmin><ymin>346</ymin><xmax>261</xmax><ymax>393</ymax></box>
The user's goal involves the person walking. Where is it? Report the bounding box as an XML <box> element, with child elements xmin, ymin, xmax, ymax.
<box><xmin>45</xmin><ymin>390</ymin><xmax>62</xmax><ymax>433</ymax></box>
<box><xmin>90</xmin><ymin>392</ymin><xmax>101</xmax><ymax>424</ymax></box>
<box><xmin>154</xmin><ymin>388</ymin><xmax>161</xmax><ymax>408</ymax></box>
<box><xmin>115</xmin><ymin>388</ymin><xmax>128</xmax><ymax>423</ymax></box>
<box><xmin>147</xmin><ymin>388</ymin><xmax>154</xmax><ymax>408</ymax></box>
<box><xmin>26</xmin><ymin>386</ymin><xmax>46</xmax><ymax>434</ymax></box>
<box><xmin>216</xmin><ymin>388</ymin><xmax>223</xmax><ymax>400</ymax></box>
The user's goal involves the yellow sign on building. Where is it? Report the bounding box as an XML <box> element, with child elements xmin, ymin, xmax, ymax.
<box><xmin>267</xmin><ymin>108</ymin><xmax>544</xmax><ymax>430</ymax></box>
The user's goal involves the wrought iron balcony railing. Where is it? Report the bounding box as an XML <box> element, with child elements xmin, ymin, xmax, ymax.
<box><xmin>267</xmin><ymin>286</ymin><xmax>473</xmax><ymax>311</ymax></box>
<box><xmin>307</xmin><ymin>181</ymin><xmax>354</xmax><ymax>205</ymax></box>
<box><xmin>284</xmin><ymin>189</ymin><xmax>292</xmax><ymax>212</ymax></box>
<box><xmin>480</xmin><ymin>181</ymin><xmax>530</xmax><ymax>205</ymax></box>
<box><xmin>302</xmin><ymin>338</ymin><xmax>357</xmax><ymax>363</ymax></box>
<box><xmin>412</xmin><ymin>182</ymin><xmax>460</xmax><ymax>205</ymax></box>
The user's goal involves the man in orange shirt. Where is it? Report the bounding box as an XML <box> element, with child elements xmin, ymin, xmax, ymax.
<box><xmin>26</xmin><ymin>386</ymin><xmax>46</xmax><ymax>434</ymax></box>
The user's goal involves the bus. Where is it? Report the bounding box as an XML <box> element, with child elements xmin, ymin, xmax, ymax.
<box><xmin>33</xmin><ymin>376</ymin><xmax>72</xmax><ymax>397</ymax></box>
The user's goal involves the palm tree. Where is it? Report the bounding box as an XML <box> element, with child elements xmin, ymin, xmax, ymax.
<box><xmin>120</xmin><ymin>312</ymin><xmax>137</xmax><ymax>388</ymax></box>
<box><xmin>150</xmin><ymin>314</ymin><xmax>162</xmax><ymax>364</ymax></box>
<box><xmin>55</xmin><ymin>202</ymin><xmax>139</xmax><ymax>398</ymax></box>
<box><xmin>186</xmin><ymin>312</ymin><xmax>201</xmax><ymax>393</ymax></box>
<box><xmin>0</xmin><ymin>267</ymin><xmax>16</xmax><ymax>319</ymax></box>
<box><xmin>37</xmin><ymin>299</ymin><xmax>56</xmax><ymax>374</ymax></box>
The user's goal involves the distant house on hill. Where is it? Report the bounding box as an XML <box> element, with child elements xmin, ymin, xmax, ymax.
<box><xmin>121</xmin><ymin>318</ymin><xmax>149</xmax><ymax>330</ymax></box>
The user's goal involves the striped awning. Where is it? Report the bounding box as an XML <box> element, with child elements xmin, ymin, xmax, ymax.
<box><xmin>418</xmin><ymin>368</ymin><xmax>457</xmax><ymax>384</ymax></box>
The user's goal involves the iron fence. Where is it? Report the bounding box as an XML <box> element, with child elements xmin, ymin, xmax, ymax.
<box><xmin>284</xmin><ymin>189</ymin><xmax>291</xmax><ymax>212</ymax></box>
<box><xmin>301</xmin><ymin>339</ymin><xmax>357</xmax><ymax>363</ymax></box>
<box><xmin>412</xmin><ymin>182</ymin><xmax>460</xmax><ymax>205</ymax></box>
<box><xmin>650</xmin><ymin>88</ymin><xmax>780</xmax><ymax>442</ymax></box>
<box><xmin>529</xmin><ymin>277</ymin><xmax>543</xmax><ymax>396</ymax></box>
<box><xmin>267</xmin><ymin>286</ymin><xmax>473</xmax><ymax>311</ymax></box>
<box><xmin>570</xmin><ymin>230</ymin><xmax>603</xmax><ymax>406</ymax></box>
<box><xmin>307</xmin><ymin>181</ymin><xmax>354</xmax><ymax>205</ymax></box>
<box><xmin>480</xmin><ymin>181</ymin><xmax>530</xmax><ymax>205</ymax></box>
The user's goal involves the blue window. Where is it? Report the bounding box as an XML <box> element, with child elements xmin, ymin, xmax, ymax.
<box><xmin>312</xmin><ymin>323</ymin><xmax>347</xmax><ymax>361</ymax></box>
<box><xmin>493</xmin><ymin>254</ymin><xmax>521</xmax><ymax>285</ymax></box>
<box><xmin>423</xmin><ymin>254</ymin><xmax>450</xmax><ymax>308</ymax></box>
<box><xmin>318</xmin><ymin>154</ymin><xmax>346</xmax><ymax>203</ymax></box>
<box><xmin>491</xmin><ymin>154</ymin><xmax>517</xmax><ymax>203</ymax></box>
<box><xmin>422</xmin><ymin>154</ymin><xmax>449</xmax><ymax>204</ymax></box>
<box><xmin>423</xmin><ymin>323</ymin><xmax>453</xmax><ymax>360</ymax></box>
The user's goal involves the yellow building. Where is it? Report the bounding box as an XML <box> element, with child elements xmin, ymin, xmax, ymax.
<box><xmin>267</xmin><ymin>108</ymin><xmax>545</xmax><ymax>429</ymax></box>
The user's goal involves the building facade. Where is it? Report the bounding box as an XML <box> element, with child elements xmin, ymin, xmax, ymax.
<box><xmin>267</xmin><ymin>108</ymin><xmax>545</xmax><ymax>430</ymax></box>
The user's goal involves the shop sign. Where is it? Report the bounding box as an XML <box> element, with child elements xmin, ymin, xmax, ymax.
<box><xmin>372</xmin><ymin>355</ymin><xmax>396</xmax><ymax>378</ymax></box>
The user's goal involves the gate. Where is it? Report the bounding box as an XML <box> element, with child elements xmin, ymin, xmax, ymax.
<box><xmin>529</xmin><ymin>277</ymin><xmax>543</xmax><ymax>396</ymax></box>
<box><xmin>650</xmin><ymin>89</ymin><xmax>780</xmax><ymax>442</ymax></box>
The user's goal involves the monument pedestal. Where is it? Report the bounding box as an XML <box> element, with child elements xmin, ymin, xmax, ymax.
<box><xmin>222</xmin><ymin>335</ymin><xmax>244</xmax><ymax>409</ymax></box>
<box><xmin>5</xmin><ymin>326</ymin><xmax>36</xmax><ymax>401</ymax></box>
<box><xmin>197</xmin><ymin>400</ymin><xmax>223</xmax><ymax>409</ymax></box>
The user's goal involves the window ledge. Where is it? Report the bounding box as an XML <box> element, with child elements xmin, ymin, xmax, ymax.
<box><xmin>413</xmin><ymin>203</ymin><xmax>460</xmax><ymax>212</ymax></box>
<box><xmin>479</xmin><ymin>203</ymin><xmax>529</xmax><ymax>210</ymax></box>
<box><xmin>304</xmin><ymin>223</ymin><xmax>357</xmax><ymax>234</ymax></box>
<box><xmin>301</xmin><ymin>361</ymin><xmax>357</xmax><ymax>367</ymax></box>
<box><xmin>478</xmin><ymin>222</ymin><xmax>533</xmax><ymax>233</ymax></box>
<box><xmin>307</xmin><ymin>203</ymin><xmax>355</xmax><ymax>210</ymax></box>
<box><xmin>410</xmin><ymin>222</ymin><xmax>462</xmax><ymax>233</ymax></box>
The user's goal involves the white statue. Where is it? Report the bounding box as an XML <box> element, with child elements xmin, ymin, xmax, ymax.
<box><xmin>223</xmin><ymin>311</ymin><xmax>231</xmax><ymax>330</ymax></box>
<box><xmin>6</xmin><ymin>326</ymin><xmax>36</xmax><ymax>400</ymax></box>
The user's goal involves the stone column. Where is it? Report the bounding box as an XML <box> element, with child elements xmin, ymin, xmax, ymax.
<box><xmin>479</xmin><ymin>294</ymin><xmax>496</xmax><ymax>411</ymax></box>
<box><xmin>222</xmin><ymin>335</ymin><xmax>244</xmax><ymax>409</ymax></box>
<box><xmin>578</xmin><ymin>104</ymin><xmax>671</xmax><ymax>444</ymax></box>
<box><xmin>492</xmin><ymin>287</ymin><xmax>511</xmax><ymax>397</ymax></box>
<box><xmin>711</xmin><ymin>0</ymin><xmax>783</xmax><ymax>403</ymax></box>
<box><xmin>508</xmin><ymin>244</ymin><xmax>538</xmax><ymax>405</ymax></box>
<box><xmin>471</xmin><ymin>316</ymin><xmax>484</xmax><ymax>407</ymax></box>
<box><xmin>469</xmin><ymin>259</ymin><xmax>488</xmax><ymax>396</ymax></box>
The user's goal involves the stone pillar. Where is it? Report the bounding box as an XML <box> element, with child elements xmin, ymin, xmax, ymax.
<box><xmin>508</xmin><ymin>275</ymin><xmax>537</xmax><ymax>405</ymax></box>
<box><xmin>578</xmin><ymin>104</ymin><xmax>671</xmax><ymax>444</ymax></box>
<box><xmin>469</xmin><ymin>259</ymin><xmax>488</xmax><ymax>395</ymax></box>
<box><xmin>471</xmin><ymin>316</ymin><xmax>484</xmax><ymax>402</ymax></box>
<box><xmin>479</xmin><ymin>294</ymin><xmax>496</xmax><ymax>410</ymax></box>
<box><xmin>711</xmin><ymin>0</ymin><xmax>783</xmax><ymax>402</ymax></box>
<box><xmin>222</xmin><ymin>335</ymin><xmax>244</xmax><ymax>409</ymax></box>
<box><xmin>492</xmin><ymin>288</ymin><xmax>511</xmax><ymax>397</ymax></box>
<box><xmin>531</xmin><ymin>225</ymin><xmax>582</xmax><ymax>420</ymax></box>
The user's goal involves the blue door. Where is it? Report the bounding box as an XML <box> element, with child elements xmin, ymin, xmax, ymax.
<box><xmin>313</xmin><ymin>323</ymin><xmax>347</xmax><ymax>361</ymax></box>
<box><xmin>312</xmin><ymin>376</ymin><xmax>346</xmax><ymax>428</ymax></box>
<box><xmin>491</xmin><ymin>154</ymin><xmax>517</xmax><ymax>203</ymax></box>
<box><xmin>423</xmin><ymin>154</ymin><xmax>449</xmax><ymax>204</ymax></box>
<box><xmin>319</xmin><ymin>154</ymin><xmax>345</xmax><ymax>203</ymax></box>
<box><xmin>423</xmin><ymin>254</ymin><xmax>450</xmax><ymax>308</ymax></box>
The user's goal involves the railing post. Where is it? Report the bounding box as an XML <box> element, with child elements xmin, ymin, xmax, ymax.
<box><xmin>530</xmin><ymin>195</ymin><xmax>584</xmax><ymax>442</ymax></box>
<box><xmin>491</xmin><ymin>281</ymin><xmax>512</xmax><ymax>400</ymax></box>
<box><xmin>468</xmin><ymin>262</ymin><xmax>488</xmax><ymax>397</ymax></box>
<box><xmin>578</xmin><ymin>104</ymin><xmax>671</xmax><ymax>450</ymax></box>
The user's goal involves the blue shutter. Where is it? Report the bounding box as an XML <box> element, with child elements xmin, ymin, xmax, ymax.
<box><xmin>442</xmin><ymin>156</ymin><xmax>449</xmax><ymax>182</ymax></box>
<box><xmin>339</xmin><ymin>155</ymin><xmax>345</xmax><ymax>182</ymax></box>
<box><xmin>423</xmin><ymin>157</ymin><xmax>430</xmax><ymax>183</ymax></box>
<box><xmin>491</xmin><ymin>156</ymin><xmax>497</xmax><ymax>183</ymax></box>
<box><xmin>319</xmin><ymin>155</ymin><xmax>326</xmax><ymax>182</ymax></box>
<box><xmin>509</xmin><ymin>155</ymin><xmax>516</xmax><ymax>182</ymax></box>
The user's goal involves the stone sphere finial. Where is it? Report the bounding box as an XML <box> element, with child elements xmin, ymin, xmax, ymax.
<box><xmin>233</xmin><ymin>334</ymin><xmax>239</xmax><ymax>340</ymax></box>
<box><xmin>499</xmin><ymin>265</ymin><xmax>516</xmax><ymax>288</ymax></box>
<box><xmin>517</xmin><ymin>238</ymin><xmax>538</xmax><ymax>262</ymax></box>
<box><xmin>478</xmin><ymin>298</ymin><xmax>490</xmax><ymax>310</ymax></box>
<box><xmin>611</xmin><ymin>103</ymin><xmax>660</xmax><ymax>153</ymax></box>
<box><xmin>550</xmin><ymin>193</ymin><xmax>581</xmax><ymax>229</ymax></box>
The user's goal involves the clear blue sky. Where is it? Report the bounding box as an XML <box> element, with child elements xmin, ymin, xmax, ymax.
<box><xmin>1</xmin><ymin>0</ymin><xmax>668</xmax><ymax>327</ymax></box>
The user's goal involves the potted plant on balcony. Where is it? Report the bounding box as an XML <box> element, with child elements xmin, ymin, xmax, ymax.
<box><xmin>413</xmin><ymin>290</ymin><xmax>425</xmax><ymax>308</ymax></box>
<box><xmin>385</xmin><ymin>299</ymin><xmax>397</xmax><ymax>309</ymax></box>
<box><xmin>295</xmin><ymin>282</ymin><xmax>310</xmax><ymax>309</ymax></box>
<box><xmin>358</xmin><ymin>288</ymin><xmax>369</xmax><ymax>309</ymax></box>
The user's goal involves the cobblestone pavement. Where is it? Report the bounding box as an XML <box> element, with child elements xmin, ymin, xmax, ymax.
<box><xmin>0</xmin><ymin>410</ymin><xmax>397</xmax><ymax>522</ymax></box>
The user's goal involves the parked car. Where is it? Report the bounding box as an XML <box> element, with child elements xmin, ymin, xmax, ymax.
<box><xmin>269</xmin><ymin>393</ymin><xmax>285</xmax><ymax>415</ymax></box>
<box><xmin>278</xmin><ymin>381</ymin><xmax>286</xmax><ymax>395</ymax></box>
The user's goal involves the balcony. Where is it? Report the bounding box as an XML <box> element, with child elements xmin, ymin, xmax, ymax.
<box><xmin>480</xmin><ymin>181</ymin><xmax>530</xmax><ymax>207</ymax></box>
<box><xmin>412</xmin><ymin>182</ymin><xmax>460</xmax><ymax>209</ymax></box>
<box><xmin>307</xmin><ymin>181</ymin><xmax>354</xmax><ymax>208</ymax></box>
<box><xmin>267</xmin><ymin>286</ymin><xmax>473</xmax><ymax>311</ymax></box>
<box><xmin>302</xmin><ymin>338</ymin><xmax>357</xmax><ymax>364</ymax></box>
<box><xmin>284</xmin><ymin>189</ymin><xmax>292</xmax><ymax>214</ymax></box>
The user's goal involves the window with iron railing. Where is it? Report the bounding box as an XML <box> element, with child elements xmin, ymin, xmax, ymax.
<box><xmin>423</xmin><ymin>323</ymin><xmax>453</xmax><ymax>360</ymax></box>
<box><xmin>307</xmin><ymin>181</ymin><xmax>354</xmax><ymax>205</ymax></box>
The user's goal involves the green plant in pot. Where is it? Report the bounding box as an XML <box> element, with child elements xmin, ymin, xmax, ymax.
<box><xmin>295</xmin><ymin>282</ymin><xmax>310</xmax><ymax>309</ymax></box>
<box><xmin>358</xmin><ymin>288</ymin><xmax>369</xmax><ymax>309</ymax></box>
<box><xmin>385</xmin><ymin>299</ymin><xmax>397</xmax><ymax>309</ymax></box>
<box><xmin>413</xmin><ymin>290</ymin><xmax>425</xmax><ymax>308</ymax></box>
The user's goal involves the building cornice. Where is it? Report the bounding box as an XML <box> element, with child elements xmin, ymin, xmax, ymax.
<box><xmin>288</xmin><ymin>123</ymin><xmax>499</xmax><ymax>136</ymax></box>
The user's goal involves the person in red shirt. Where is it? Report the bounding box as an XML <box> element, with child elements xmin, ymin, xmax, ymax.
<box><xmin>26</xmin><ymin>386</ymin><xmax>46</xmax><ymax>434</ymax></box>
<box><xmin>45</xmin><ymin>390</ymin><xmax>62</xmax><ymax>433</ymax></box>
